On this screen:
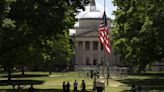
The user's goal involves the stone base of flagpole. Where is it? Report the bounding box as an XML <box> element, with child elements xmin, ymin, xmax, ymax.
<box><xmin>106</xmin><ymin>61</ymin><xmax>109</xmax><ymax>85</ymax></box>
<box><xmin>107</xmin><ymin>73</ymin><xmax>109</xmax><ymax>85</ymax></box>
<box><xmin>93</xmin><ymin>74</ymin><xmax>96</xmax><ymax>90</ymax></box>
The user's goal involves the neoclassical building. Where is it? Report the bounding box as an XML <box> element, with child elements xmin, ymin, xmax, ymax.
<box><xmin>73</xmin><ymin>0</ymin><xmax>120</xmax><ymax>68</ymax></box>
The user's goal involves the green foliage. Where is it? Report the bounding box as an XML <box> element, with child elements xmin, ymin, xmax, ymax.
<box><xmin>0</xmin><ymin>0</ymin><xmax>89</xmax><ymax>78</ymax></box>
<box><xmin>42</xmin><ymin>31</ymin><xmax>72</xmax><ymax>71</ymax></box>
<box><xmin>112</xmin><ymin>0</ymin><xmax>164</xmax><ymax>72</ymax></box>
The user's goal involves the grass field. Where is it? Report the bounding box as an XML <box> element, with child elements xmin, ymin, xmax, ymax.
<box><xmin>0</xmin><ymin>71</ymin><xmax>164</xmax><ymax>92</ymax></box>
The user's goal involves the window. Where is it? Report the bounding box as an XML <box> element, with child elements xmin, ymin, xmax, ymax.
<box><xmin>101</xmin><ymin>57</ymin><xmax>105</xmax><ymax>66</ymax></box>
<box><xmin>85</xmin><ymin>41</ymin><xmax>90</xmax><ymax>50</ymax></box>
<box><xmin>101</xmin><ymin>43</ymin><xmax>103</xmax><ymax>50</ymax></box>
<box><xmin>93</xmin><ymin>58</ymin><xmax>97</xmax><ymax>65</ymax></box>
<box><xmin>78</xmin><ymin>41</ymin><xmax>82</xmax><ymax>47</ymax></box>
<box><xmin>93</xmin><ymin>41</ymin><xmax>98</xmax><ymax>50</ymax></box>
<box><xmin>86</xmin><ymin>57</ymin><xmax>90</xmax><ymax>65</ymax></box>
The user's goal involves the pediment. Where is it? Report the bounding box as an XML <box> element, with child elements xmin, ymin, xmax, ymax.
<box><xmin>75</xmin><ymin>30</ymin><xmax>98</xmax><ymax>37</ymax></box>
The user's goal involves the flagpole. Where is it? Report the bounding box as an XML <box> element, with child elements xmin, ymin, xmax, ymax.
<box><xmin>106</xmin><ymin>53</ymin><xmax>109</xmax><ymax>85</ymax></box>
<box><xmin>103</xmin><ymin>0</ymin><xmax>109</xmax><ymax>85</ymax></box>
<box><xmin>104</xmin><ymin>0</ymin><xmax>106</xmax><ymax>12</ymax></box>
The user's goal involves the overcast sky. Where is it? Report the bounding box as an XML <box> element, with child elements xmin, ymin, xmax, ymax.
<box><xmin>95</xmin><ymin>0</ymin><xmax>116</xmax><ymax>19</ymax></box>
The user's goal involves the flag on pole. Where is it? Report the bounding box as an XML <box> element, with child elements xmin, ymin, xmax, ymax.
<box><xmin>98</xmin><ymin>11</ymin><xmax>111</xmax><ymax>54</ymax></box>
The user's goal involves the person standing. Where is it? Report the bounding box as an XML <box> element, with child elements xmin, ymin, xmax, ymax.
<box><xmin>137</xmin><ymin>84</ymin><xmax>142</xmax><ymax>92</ymax></box>
<box><xmin>62</xmin><ymin>81</ymin><xmax>66</xmax><ymax>92</ymax></box>
<box><xmin>73</xmin><ymin>80</ymin><xmax>78</xmax><ymax>92</ymax></box>
<box><xmin>81</xmin><ymin>80</ymin><xmax>86</xmax><ymax>92</ymax></box>
<box><xmin>66</xmin><ymin>82</ymin><xmax>70</xmax><ymax>92</ymax></box>
<box><xmin>132</xmin><ymin>84</ymin><xmax>136</xmax><ymax>92</ymax></box>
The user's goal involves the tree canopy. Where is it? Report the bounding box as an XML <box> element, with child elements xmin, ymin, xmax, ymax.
<box><xmin>112</xmin><ymin>0</ymin><xmax>164</xmax><ymax>72</ymax></box>
<box><xmin>0</xmin><ymin>0</ymin><xmax>89</xmax><ymax>80</ymax></box>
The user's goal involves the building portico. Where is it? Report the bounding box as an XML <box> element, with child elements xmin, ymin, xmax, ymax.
<box><xmin>73</xmin><ymin>0</ymin><xmax>120</xmax><ymax>69</ymax></box>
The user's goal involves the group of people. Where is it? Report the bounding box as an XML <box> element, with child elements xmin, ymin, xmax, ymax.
<box><xmin>62</xmin><ymin>80</ymin><xmax>86</xmax><ymax>92</ymax></box>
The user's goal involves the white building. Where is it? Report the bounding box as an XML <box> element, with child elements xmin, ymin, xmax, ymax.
<box><xmin>73</xmin><ymin>0</ymin><xmax>120</xmax><ymax>70</ymax></box>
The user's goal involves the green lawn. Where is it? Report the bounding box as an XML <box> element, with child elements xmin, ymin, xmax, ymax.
<box><xmin>0</xmin><ymin>71</ymin><xmax>164</xmax><ymax>92</ymax></box>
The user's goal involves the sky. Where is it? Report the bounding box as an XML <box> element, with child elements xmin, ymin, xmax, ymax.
<box><xmin>95</xmin><ymin>0</ymin><xmax>116</xmax><ymax>19</ymax></box>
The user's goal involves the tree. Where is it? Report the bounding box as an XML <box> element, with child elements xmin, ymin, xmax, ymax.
<box><xmin>42</xmin><ymin>30</ymin><xmax>72</xmax><ymax>74</ymax></box>
<box><xmin>0</xmin><ymin>0</ymin><xmax>89</xmax><ymax>80</ymax></box>
<box><xmin>0</xmin><ymin>0</ymin><xmax>18</xmax><ymax>80</ymax></box>
<box><xmin>112</xmin><ymin>0</ymin><xmax>163</xmax><ymax>73</ymax></box>
<box><xmin>15</xmin><ymin>44</ymin><xmax>38</xmax><ymax>75</ymax></box>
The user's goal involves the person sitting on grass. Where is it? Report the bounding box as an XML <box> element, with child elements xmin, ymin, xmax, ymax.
<box><xmin>28</xmin><ymin>84</ymin><xmax>35</xmax><ymax>92</ymax></box>
<box><xmin>12</xmin><ymin>83</ymin><xmax>15</xmax><ymax>90</ymax></box>
<box><xmin>17</xmin><ymin>84</ymin><xmax>23</xmax><ymax>92</ymax></box>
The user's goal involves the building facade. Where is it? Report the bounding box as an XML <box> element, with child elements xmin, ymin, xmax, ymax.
<box><xmin>74</xmin><ymin>0</ymin><xmax>120</xmax><ymax>69</ymax></box>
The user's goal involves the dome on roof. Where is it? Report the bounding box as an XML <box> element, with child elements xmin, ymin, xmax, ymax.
<box><xmin>76</xmin><ymin>0</ymin><xmax>110</xmax><ymax>19</ymax></box>
<box><xmin>78</xmin><ymin>10</ymin><xmax>103</xmax><ymax>19</ymax></box>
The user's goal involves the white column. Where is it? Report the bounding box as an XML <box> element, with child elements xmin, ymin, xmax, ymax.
<box><xmin>98</xmin><ymin>42</ymin><xmax>101</xmax><ymax>64</ymax></box>
<box><xmin>82</xmin><ymin>41</ymin><xmax>85</xmax><ymax>65</ymax></box>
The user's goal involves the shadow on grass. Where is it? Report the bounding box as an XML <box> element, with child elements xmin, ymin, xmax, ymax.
<box><xmin>2</xmin><ymin>74</ymin><xmax>48</xmax><ymax>78</ymax></box>
<box><xmin>0</xmin><ymin>80</ymin><xmax>44</xmax><ymax>86</ymax></box>
<box><xmin>121</xmin><ymin>90</ymin><xmax>131</xmax><ymax>92</ymax></box>
<box><xmin>129</xmin><ymin>72</ymin><xmax>164</xmax><ymax>77</ymax></box>
<box><xmin>118</xmin><ymin>73</ymin><xmax>164</xmax><ymax>92</ymax></box>
<box><xmin>0</xmin><ymin>89</ymin><xmax>93</xmax><ymax>92</ymax></box>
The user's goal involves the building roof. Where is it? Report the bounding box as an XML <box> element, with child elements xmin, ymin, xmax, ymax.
<box><xmin>78</xmin><ymin>10</ymin><xmax>103</xmax><ymax>19</ymax></box>
<box><xmin>77</xmin><ymin>5</ymin><xmax>110</xmax><ymax>19</ymax></box>
<box><xmin>76</xmin><ymin>0</ymin><xmax>109</xmax><ymax>19</ymax></box>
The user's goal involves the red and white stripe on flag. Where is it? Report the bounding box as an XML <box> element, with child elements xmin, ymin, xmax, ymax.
<box><xmin>98</xmin><ymin>14</ymin><xmax>111</xmax><ymax>54</ymax></box>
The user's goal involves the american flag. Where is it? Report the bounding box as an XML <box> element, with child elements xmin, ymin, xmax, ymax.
<box><xmin>98</xmin><ymin>11</ymin><xmax>111</xmax><ymax>54</ymax></box>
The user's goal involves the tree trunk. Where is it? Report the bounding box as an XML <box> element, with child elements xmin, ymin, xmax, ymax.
<box><xmin>7</xmin><ymin>67</ymin><xmax>11</xmax><ymax>81</ymax></box>
<box><xmin>48</xmin><ymin>61</ymin><xmax>52</xmax><ymax>75</ymax></box>
<box><xmin>48</xmin><ymin>65</ymin><xmax>52</xmax><ymax>75</ymax></box>
<box><xmin>21</xmin><ymin>66</ymin><xmax>25</xmax><ymax>76</ymax></box>
<box><xmin>49</xmin><ymin>71</ymin><xmax>52</xmax><ymax>75</ymax></box>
